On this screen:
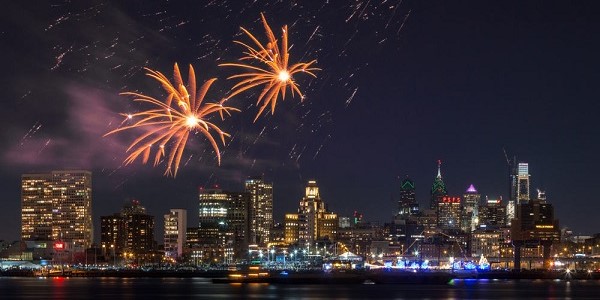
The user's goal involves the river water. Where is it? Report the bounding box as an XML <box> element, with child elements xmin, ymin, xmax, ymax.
<box><xmin>1</xmin><ymin>277</ymin><xmax>599</xmax><ymax>299</ymax></box>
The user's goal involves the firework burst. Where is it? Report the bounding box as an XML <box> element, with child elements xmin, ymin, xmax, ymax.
<box><xmin>105</xmin><ymin>63</ymin><xmax>239</xmax><ymax>177</ymax></box>
<box><xmin>220</xmin><ymin>13</ymin><xmax>320</xmax><ymax>121</ymax></box>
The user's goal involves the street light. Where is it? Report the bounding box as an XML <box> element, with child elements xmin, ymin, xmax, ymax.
<box><xmin>270</xmin><ymin>248</ymin><xmax>275</xmax><ymax>264</ymax></box>
<box><xmin>110</xmin><ymin>244</ymin><xmax>115</xmax><ymax>267</ymax></box>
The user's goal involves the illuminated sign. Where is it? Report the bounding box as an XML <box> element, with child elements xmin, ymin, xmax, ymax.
<box><xmin>54</xmin><ymin>241</ymin><xmax>65</xmax><ymax>250</ymax></box>
<box><xmin>535</xmin><ymin>225</ymin><xmax>554</xmax><ymax>229</ymax></box>
<box><xmin>442</xmin><ymin>197</ymin><xmax>461</xmax><ymax>204</ymax></box>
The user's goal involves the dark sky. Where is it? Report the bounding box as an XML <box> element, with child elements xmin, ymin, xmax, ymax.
<box><xmin>1</xmin><ymin>1</ymin><xmax>599</xmax><ymax>243</ymax></box>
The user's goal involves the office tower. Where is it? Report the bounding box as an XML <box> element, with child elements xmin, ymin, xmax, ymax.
<box><xmin>461</xmin><ymin>184</ymin><xmax>480</xmax><ymax>232</ymax></box>
<box><xmin>198</xmin><ymin>189</ymin><xmax>230</xmax><ymax>263</ymax></box>
<box><xmin>517</xmin><ymin>163</ymin><xmax>530</xmax><ymax>203</ymax></box>
<box><xmin>430</xmin><ymin>160</ymin><xmax>448</xmax><ymax>209</ymax></box>
<box><xmin>21</xmin><ymin>170</ymin><xmax>93</xmax><ymax>250</ymax></box>
<box><xmin>398</xmin><ymin>176</ymin><xmax>419</xmax><ymax>217</ymax></box>
<box><xmin>437</xmin><ymin>196</ymin><xmax>462</xmax><ymax>230</ymax></box>
<box><xmin>285</xmin><ymin>180</ymin><xmax>338</xmax><ymax>246</ymax></box>
<box><xmin>245</xmin><ymin>177</ymin><xmax>273</xmax><ymax>247</ymax></box>
<box><xmin>511</xmin><ymin>193</ymin><xmax>560</xmax><ymax>270</ymax></box>
<box><xmin>164</xmin><ymin>209</ymin><xmax>187</xmax><ymax>259</ymax></box>
<box><xmin>227</xmin><ymin>192</ymin><xmax>251</xmax><ymax>260</ymax></box>
<box><xmin>121</xmin><ymin>200</ymin><xmax>155</xmax><ymax>255</ymax></box>
<box><xmin>478</xmin><ymin>196</ymin><xmax>506</xmax><ymax>228</ymax></box>
<box><xmin>196</xmin><ymin>188</ymin><xmax>251</xmax><ymax>263</ymax></box>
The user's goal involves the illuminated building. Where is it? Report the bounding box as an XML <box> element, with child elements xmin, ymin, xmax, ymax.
<box><xmin>164</xmin><ymin>209</ymin><xmax>187</xmax><ymax>259</ymax></box>
<box><xmin>517</xmin><ymin>163</ymin><xmax>530</xmax><ymax>203</ymax></box>
<box><xmin>471</xmin><ymin>229</ymin><xmax>502</xmax><ymax>258</ymax></box>
<box><xmin>437</xmin><ymin>196</ymin><xmax>461</xmax><ymax>230</ymax></box>
<box><xmin>430</xmin><ymin>160</ymin><xmax>448</xmax><ymax>210</ymax></box>
<box><xmin>100</xmin><ymin>213</ymin><xmax>125</xmax><ymax>255</ymax></box>
<box><xmin>339</xmin><ymin>217</ymin><xmax>352</xmax><ymax>228</ymax></box>
<box><xmin>121</xmin><ymin>200</ymin><xmax>155</xmax><ymax>255</ymax></box>
<box><xmin>506</xmin><ymin>200</ymin><xmax>515</xmax><ymax>226</ymax></box>
<box><xmin>511</xmin><ymin>193</ymin><xmax>560</xmax><ymax>270</ymax></box>
<box><xmin>284</xmin><ymin>180</ymin><xmax>338</xmax><ymax>247</ymax></box>
<box><xmin>461</xmin><ymin>184</ymin><xmax>480</xmax><ymax>233</ymax></box>
<box><xmin>227</xmin><ymin>192</ymin><xmax>251</xmax><ymax>260</ymax></box>
<box><xmin>21</xmin><ymin>170</ymin><xmax>93</xmax><ymax>251</ymax></box>
<box><xmin>398</xmin><ymin>176</ymin><xmax>419</xmax><ymax>217</ymax></box>
<box><xmin>245</xmin><ymin>177</ymin><xmax>273</xmax><ymax>247</ymax></box>
<box><xmin>198</xmin><ymin>189</ymin><xmax>229</xmax><ymax>263</ymax></box>
<box><xmin>197</xmin><ymin>188</ymin><xmax>251</xmax><ymax>263</ymax></box>
<box><xmin>478</xmin><ymin>196</ymin><xmax>506</xmax><ymax>228</ymax></box>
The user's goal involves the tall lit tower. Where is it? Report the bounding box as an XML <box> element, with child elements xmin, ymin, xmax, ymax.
<box><xmin>198</xmin><ymin>188</ymin><xmax>229</xmax><ymax>262</ymax></box>
<box><xmin>430</xmin><ymin>160</ymin><xmax>448</xmax><ymax>209</ymax></box>
<box><xmin>517</xmin><ymin>163</ymin><xmax>530</xmax><ymax>203</ymax></box>
<box><xmin>245</xmin><ymin>177</ymin><xmax>273</xmax><ymax>246</ymax></box>
<box><xmin>398</xmin><ymin>176</ymin><xmax>418</xmax><ymax>217</ymax></box>
<box><xmin>164</xmin><ymin>209</ymin><xmax>187</xmax><ymax>259</ymax></box>
<box><xmin>461</xmin><ymin>184</ymin><xmax>480</xmax><ymax>232</ymax></box>
<box><xmin>285</xmin><ymin>180</ymin><xmax>338</xmax><ymax>246</ymax></box>
<box><xmin>21</xmin><ymin>170</ymin><xmax>93</xmax><ymax>250</ymax></box>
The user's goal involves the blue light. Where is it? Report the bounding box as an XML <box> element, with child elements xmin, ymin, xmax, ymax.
<box><xmin>464</xmin><ymin>261</ymin><xmax>477</xmax><ymax>270</ymax></box>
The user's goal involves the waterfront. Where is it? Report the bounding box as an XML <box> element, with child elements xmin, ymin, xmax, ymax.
<box><xmin>1</xmin><ymin>277</ymin><xmax>600</xmax><ymax>299</ymax></box>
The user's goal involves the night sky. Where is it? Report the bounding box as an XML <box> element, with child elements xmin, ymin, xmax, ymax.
<box><xmin>2</xmin><ymin>1</ymin><xmax>599</xmax><ymax>243</ymax></box>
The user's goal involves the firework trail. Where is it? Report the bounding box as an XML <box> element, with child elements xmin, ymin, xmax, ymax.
<box><xmin>220</xmin><ymin>13</ymin><xmax>320</xmax><ymax>121</ymax></box>
<box><xmin>105</xmin><ymin>63</ymin><xmax>239</xmax><ymax>177</ymax></box>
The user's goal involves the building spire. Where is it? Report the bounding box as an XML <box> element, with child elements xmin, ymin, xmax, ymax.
<box><xmin>437</xmin><ymin>160</ymin><xmax>442</xmax><ymax>178</ymax></box>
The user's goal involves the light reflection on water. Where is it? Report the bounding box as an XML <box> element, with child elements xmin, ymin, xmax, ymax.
<box><xmin>1</xmin><ymin>277</ymin><xmax>599</xmax><ymax>299</ymax></box>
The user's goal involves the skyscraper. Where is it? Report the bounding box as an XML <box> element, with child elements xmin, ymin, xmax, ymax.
<box><xmin>21</xmin><ymin>170</ymin><xmax>93</xmax><ymax>250</ymax></box>
<box><xmin>478</xmin><ymin>196</ymin><xmax>506</xmax><ymax>228</ymax></box>
<box><xmin>430</xmin><ymin>160</ymin><xmax>448</xmax><ymax>210</ymax></box>
<box><xmin>398</xmin><ymin>176</ymin><xmax>419</xmax><ymax>217</ymax></box>
<box><xmin>285</xmin><ymin>180</ymin><xmax>338</xmax><ymax>246</ymax></box>
<box><xmin>121</xmin><ymin>200</ymin><xmax>155</xmax><ymax>255</ymax></box>
<box><xmin>227</xmin><ymin>192</ymin><xmax>251</xmax><ymax>260</ymax></box>
<box><xmin>198</xmin><ymin>188</ymin><xmax>230</xmax><ymax>263</ymax></box>
<box><xmin>437</xmin><ymin>196</ymin><xmax>462</xmax><ymax>230</ymax></box>
<box><xmin>517</xmin><ymin>163</ymin><xmax>530</xmax><ymax>203</ymax></box>
<box><xmin>164</xmin><ymin>209</ymin><xmax>187</xmax><ymax>260</ymax></box>
<box><xmin>245</xmin><ymin>177</ymin><xmax>273</xmax><ymax>246</ymax></box>
<box><xmin>461</xmin><ymin>184</ymin><xmax>480</xmax><ymax>233</ymax></box>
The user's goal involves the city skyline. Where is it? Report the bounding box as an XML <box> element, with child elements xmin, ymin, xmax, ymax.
<box><xmin>1</xmin><ymin>1</ymin><xmax>599</xmax><ymax>242</ymax></box>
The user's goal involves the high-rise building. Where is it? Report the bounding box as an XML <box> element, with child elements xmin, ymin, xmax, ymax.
<box><xmin>198</xmin><ymin>189</ymin><xmax>230</xmax><ymax>263</ymax></box>
<box><xmin>461</xmin><ymin>184</ymin><xmax>480</xmax><ymax>233</ymax></box>
<box><xmin>245</xmin><ymin>177</ymin><xmax>273</xmax><ymax>247</ymax></box>
<box><xmin>430</xmin><ymin>160</ymin><xmax>448</xmax><ymax>210</ymax></box>
<box><xmin>227</xmin><ymin>192</ymin><xmax>251</xmax><ymax>260</ymax></box>
<box><xmin>517</xmin><ymin>163</ymin><xmax>530</xmax><ymax>203</ymax></box>
<box><xmin>511</xmin><ymin>193</ymin><xmax>560</xmax><ymax>270</ymax></box>
<box><xmin>437</xmin><ymin>196</ymin><xmax>461</xmax><ymax>230</ymax></box>
<box><xmin>398</xmin><ymin>176</ymin><xmax>419</xmax><ymax>217</ymax></box>
<box><xmin>21</xmin><ymin>170</ymin><xmax>93</xmax><ymax>251</ymax></box>
<box><xmin>100</xmin><ymin>213</ymin><xmax>125</xmax><ymax>255</ymax></box>
<box><xmin>164</xmin><ymin>209</ymin><xmax>187</xmax><ymax>260</ymax></box>
<box><xmin>478</xmin><ymin>196</ymin><xmax>506</xmax><ymax>228</ymax></box>
<box><xmin>285</xmin><ymin>180</ymin><xmax>338</xmax><ymax>246</ymax></box>
<box><xmin>121</xmin><ymin>200</ymin><xmax>155</xmax><ymax>255</ymax></box>
<box><xmin>196</xmin><ymin>188</ymin><xmax>251</xmax><ymax>263</ymax></box>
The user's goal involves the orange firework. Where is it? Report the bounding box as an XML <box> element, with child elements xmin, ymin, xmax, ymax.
<box><xmin>105</xmin><ymin>63</ymin><xmax>239</xmax><ymax>177</ymax></box>
<box><xmin>220</xmin><ymin>13</ymin><xmax>320</xmax><ymax>121</ymax></box>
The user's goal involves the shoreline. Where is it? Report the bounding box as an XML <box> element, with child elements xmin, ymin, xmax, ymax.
<box><xmin>2</xmin><ymin>269</ymin><xmax>598</xmax><ymax>283</ymax></box>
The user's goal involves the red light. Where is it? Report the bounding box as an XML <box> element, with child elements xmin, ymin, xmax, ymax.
<box><xmin>54</xmin><ymin>241</ymin><xmax>65</xmax><ymax>250</ymax></box>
